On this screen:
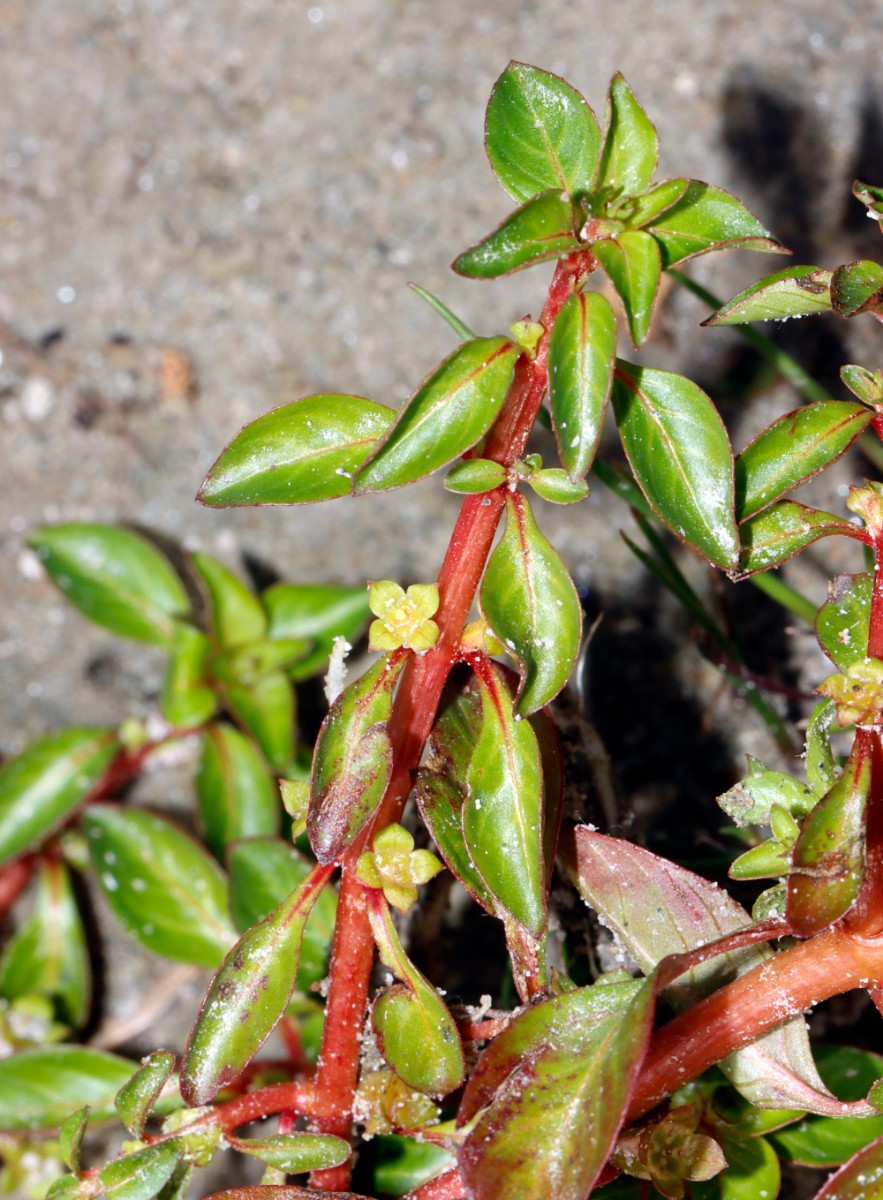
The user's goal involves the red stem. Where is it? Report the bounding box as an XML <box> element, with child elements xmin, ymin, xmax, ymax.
<box><xmin>630</xmin><ymin>924</ymin><xmax>883</xmax><ymax>1121</ymax></box>
<box><xmin>404</xmin><ymin>1167</ymin><xmax>466</xmax><ymax>1200</ymax></box>
<box><xmin>307</xmin><ymin>252</ymin><xmax>594</xmax><ymax>1190</ymax></box>
<box><xmin>0</xmin><ymin>853</ymin><xmax>38</xmax><ymax>916</ymax></box>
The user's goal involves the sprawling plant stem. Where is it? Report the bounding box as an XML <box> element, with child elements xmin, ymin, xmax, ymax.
<box><xmin>309</xmin><ymin>251</ymin><xmax>595</xmax><ymax>1189</ymax></box>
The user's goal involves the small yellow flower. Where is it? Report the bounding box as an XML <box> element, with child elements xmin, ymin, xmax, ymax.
<box><xmin>355</xmin><ymin>822</ymin><xmax>444</xmax><ymax>912</ymax></box>
<box><xmin>368</xmin><ymin>580</ymin><xmax>440</xmax><ymax>653</ymax></box>
<box><xmin>817</xmin><ymin>657</ymin><xmax>883</xmax><ymax>727</ymax></box>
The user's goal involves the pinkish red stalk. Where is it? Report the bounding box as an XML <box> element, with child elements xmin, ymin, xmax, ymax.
<box><xmin>403</xmin><ymin>1167</ymin><xmax>467</xmax><ymax>1200</ymax></box>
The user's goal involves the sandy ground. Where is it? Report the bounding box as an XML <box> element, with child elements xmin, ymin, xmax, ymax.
<box><xmin>1</xmin><ymin>5</ymin><xmax>883</xmax><ymax>1192</ymax></box>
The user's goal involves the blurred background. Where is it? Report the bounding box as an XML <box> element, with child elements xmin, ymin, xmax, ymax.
<box><xmin>2</xmin><ymin>0</ymin><xmax>882</xmax><ymax>771</ymax></box>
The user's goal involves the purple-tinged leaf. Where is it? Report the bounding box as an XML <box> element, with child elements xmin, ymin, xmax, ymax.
<box><xmin>595</xmin><ymin>230</ymin><xmax>662</xmax><ymax>346</ymax></box>
<box><xmin>197</xmin><ymin>723</ymin><xmax>279</xmax><ymax>859</ymax></box>
<box><xmin>612</xmin><ymin>363</ymin><xmax>739</xmax><ymax>569</ymax></box>
<box><xmin>180</xmin><ymin>862</ymin><xmax>334</xmax><ymax>1106</ymax></box>
<box><xmin>816</xmin><ymin>574</ymin><xmax>871</xmax><ymax>671</ymax></box>
<box><xmin>703</xmin><ymin>266</ymin><xmax>832</xmax><ymax>325</ymax></box>
<box><xmin>84</xmin><ymin>806</ymin><xmax>237</xmax><ymax>968</ymax></box>
<box><xmin>831</xmin><ymin>259</ymin><xmax>883</xmax><ymax>317</ymax></box>
<box><xmin>485</xmin><ymin>62</ymin><xmax>601</xmax><ymax>203</ymax></box>
<box><xmin>198</xmin><ymin>395</ymin><xmax>395</xmax><ymax>507</ymax></box>
<box><xmin>355</xmin><ymin>338</ymin><xmax>519</xmax><ymax>493</ymax></box>
<box><xmin>736</xmin><ymin>402</ymin><xmax>872</xmax><ymax>521</ymax></box>
<box><xmin>458</xmin><ymin>979</ymin><xmax>655</xmax><ymax>1200</ymax></box>
<box><xmin>807</xmin><ymin>1132</ymin><xmax>883</xmax><ymax>1198</ymax></box>
<box><xmin>650</xmin><ymin>182</ymin><xmax>786</xmax><ymax>268</ymax></box>
<box><xmin>0</xmin><ymin>1045</ymin><xmax>136</xmax><ymax>1130</ymax></box>
<box><xmin>309</xmin><ymin>652</ymin><xmax>406</xmax><ymax>863</ymax></box>
<box><xmin>734</xmin><ymin>502</ymin><xmax>865</xmax><ymax>579</ymax></box>
<box><xmin>481</xmin><ymin>492</ymin><xmax>582</xmax><ymax>716</ymax></box>
<box><xmin>368</xmin><ymin>895</ymin><xmax>465</xmax><ymax>1096</ymax></box>
<box><xmin>595</xmin><ymin>74</ymin><xmax>658</xmax><ymax>195</ymax></box>
<box><xmin>548</xmin><ymin>292</ymin><xmax>616</xmax><ymax>481</ymax></box>
<box><xmin>0</xmin><ymin>858</ymin><xmax>91</xmax><ymax>1027</ymax></box>
<box><xmin>787</xmin><ymin>745</ymin><xmax>871</xmax><ymax>936</ymax></box>
<box><xmin>453</xmin><ymin>190</ymin><xmax>581</xmax><ymax>278</ymax></box>
<box><xmin>99</xmin><ymin>1140</ymin><xmax>181</xmax><ymax>1200</ymax></box>
<box><xmin>0</xmin><ymin>728</ymin><xmax>118</xmax><ymax>866</ymax></box>
<box><xmin>560</xmin><ymin>827</ymin><xmax>862</xmax><ymax>1115</ymax></box>
<box><xmin>114</xmin><ymin>1050</ymin><xmax>176</xmax><ymax>1138</ymax></box>
<box><xmin>28</xmin><ymin>524</ymin><xmax>190</xmax><ymax>647</ymax></box>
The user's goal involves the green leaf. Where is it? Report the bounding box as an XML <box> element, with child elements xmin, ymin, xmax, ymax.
<box><xmin>594</xmin><ymin>231</ymin><xmax>662</xmax><ymax>346</ymax></box>
<box><xmin>457</xmin><ymin>979</ymin><xmax>655</xmax><ymax>1200</ymax></box>
<box><xmin>831</xmin><ymin>259</ymin><xmax>883</xmax><ymax>317</ymax></box>
<box><xmin>453</xmin><ymin>190</ymin><xmax>581</xmax><ymax>278</ymax></box>
<box><xmin>355</xmin><ymin>338</ymin><xmax>519</xmax><ymax>493</ymax></box>
<box><xmin>0</xmin><ymin>859</ymin><xmax>90</xmax><ymax>1027</ymax></box>
<box><xmin>484</xmin><ymin>61</ymin><xmax>600</xmax><ymax>203</ymax></box>
<box><xmin>228</xmin><ymin>838</ymin><xmax>337</xmax><ymax>990</ymax></box>
<box><xmin>417</xmin><ymin>662</ymin><xmax>554</xmax><ymax>921</ymax></box>
<box><xmin>230</xmin><ymin>1134</ymin><xmax>350</xmax><ymax>1173</ymax></box>
<box><xmin>160</xmin><ymin>623</ymin><xmax>218</xmax><ymax>729</ymax></box>
<box><xmin>308</xmin><ymin>653</ymin><xmax>407</xmax><ymax>863</ymax></box>
<box><xmin>262</xmin><ymin>583</ymin><xmax>371</xmax><ymax>682</ymax></box>
<box><xmin>841</xmin><ymin>364</ymin><xmax>883</xmax><ymax>406</ymax></box>
<box><xmin>481</xmin><ymin>491</ymin><xmax>582</xmax><ymax>715</ymax></box>
<box><xmin>559</xmin><ymin>826</ymin><xmax>851</xmax><ymax>1115</ymax></box>
<box><xmin>190</xmin><ymin>553</ymin><xmax>267</xmax><ymax>648</ymax></box>
<box><xmin>360</xmin><ymin>1135</ymin><xmax>455</xmax><ymax>1197</ymax></box>
<box><xmin>649</xmin><ymin>181</ymin><xmax>784</xmax><ymax>268</ymax></box>
<box><xmin>806</xmin><ymin>698</ymin><xmax>839</xmax><ymax>797</ymax></box>
<box><xmin>180</xmin><ymin>863</ymin><xmax>332</xmax><ymax>1105</ymax></box>
<box><xmin>115</xmin><ymin>1050</ymin><xmax>176</xmax><ymax>1137</ymax></box>
<box><xmin>735</xmin><ymin>501</ymin><xmax>860</xmax><ymax>578</ymax></box>
<box><xmin>444</xmin><ymin>459</ymin><xmax>508</xmax><ymax>494</ymax></box>
<box><xmin>736</xmin><ymin>402</ymin><xmax>871</xmax><ymax>521</ymax></box>
<box><xmin>369</xmin><ymin>897</ymin><xmax>465</xmax><ymax>1096</ymax></box>
<box><xmin>197</xmin><ymin>724</ymin><xmax>279</xmax><ymax>859</ymax></box>
<box><xmin>729</xmin><ymin>838</ymin><xmax>791</xmax><ymax>880</ymax></box>
<box><xmin>99</xmin><ymin>1141</ymin><xmax>181</xmax><ymax>1200</ymax></box>
<box><xmin>527</xmin><ymin>468</ymin><xmax>590</xmax><ymax>504</ymax></box>
<box><xmin>704</xmin><ymin>265</ymin><xmax>833</xmax><ymax>325</ymax></box>
<box><xmin>806</xmin><ymin>1134</ymin><xmax>883</xmax><ymax>1198</ymax></box>
<box><xmin>198</xmin><ymin>395</ymin><xmax>395</xmax><ymax>506</ymax></box>
<box><xmin>0</xmin><ymin>727</ymin><xmax>118</xmax><ymax>865</ymax></box>
<box><xmin>771</xmin><ymin>1046</ymin><xmax>883</xmax><ymax>1167</ymax></box>
<box><xmin>612</xmin><ymin>362</ymin><xmax>739</xmax><ymax>569</ymax></box>
<box><xmin>28</xmin><ymin>524</ymin><xmax>190</xmax><ymax>646</ymax></box>
<box><xmin>691</xmin><ymin>1134</ymin><xmax>780</xmax><ymax>1200</ymax></box>
<box><xmin>817</xmin><ymin>574</ymin><xmax>872</xmax><ymax>671</ymax></box>
<box><xmin>84</xmin><ymin>806</ymin><xmax>236</xmax><ymax>967</ymax></box>
<box><xmin>787</xmin><ymin>744</ymin><xmax>871</xmax><ymax>936</ymax></box>
<box><xmin>220</xmin><ymin>669</ymin><xmax>296</xmax><ymax>775</ymax></box>
<box><xmin>718</xmin><ymin>756</ymin><xmax>816</xmax><ymax>827</ymax></box>
<box><xmin>548</xmin><ymin>291</ymin><xmax>617</xmax><ymax>480</ymax></box>
<box><xmin>0</xmin><ymin>1045</ymin><xmax>136</xmax><ymax>1130</ymax></box>
<box><xmin>595</xmin><ymin>73</ymin><xmax>658</xmax><ymax>195</ymax></box>
<box><xmin>620</xmin><ymin>178</ymin><xmax>689</xmax><ymax>229</ymax></box>
<box><xmin>59</xmin><ymin>1105</ymin><xmax>90</xmax><ymax>1172</ymax></box>
<box><xmin>462</xmin><ymin>662</ymin><xmax>546</xmax><ymax>935</ymax></box>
